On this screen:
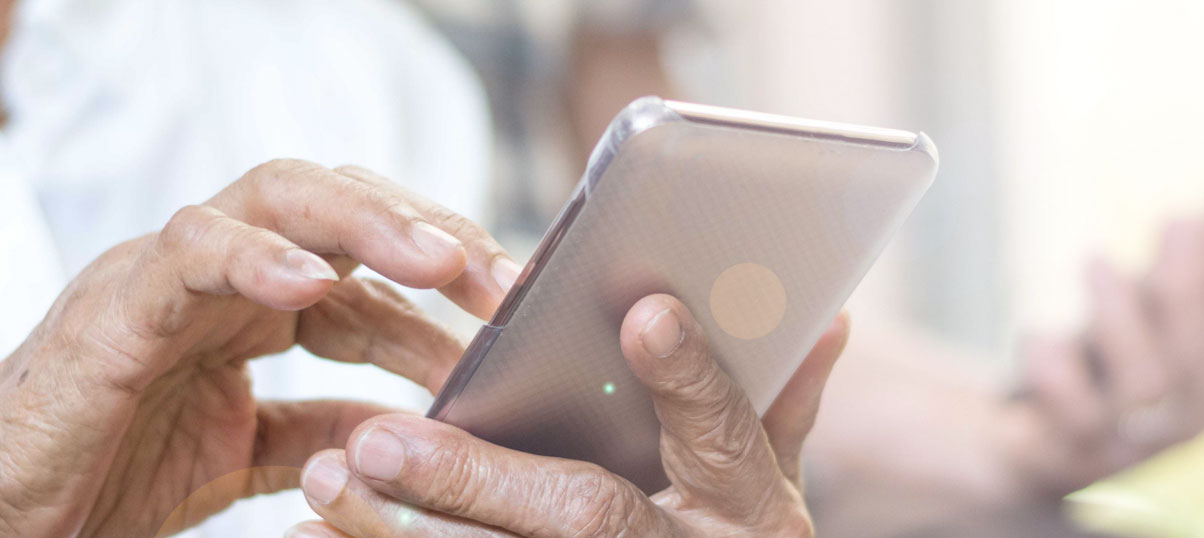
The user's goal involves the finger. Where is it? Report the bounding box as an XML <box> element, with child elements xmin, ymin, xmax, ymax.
<box><xmin>87</xmin><ymin>204</ymin><xmax>341</xmax><ymax>391</ymax></box>
<box><xmin>285</xmin><ymin>521</ymin><xmax>354</xmax><ymax>538</ymax></box>
<box><xmin>301</xmin><ymin>450</ymin><xmax>521</xmax><ymax>538</ymax></box>
<box><xmin>153</xmin><ymin>400</ymin><xmax>394</xmax><ymax>536</ymax></box>
<box><xmin>761</xmin><ymin>310</ymin><xmax>851</xmax><ymax>484</ymax></box>
<box><xmin>152</xmin><ymin>204</ymin><xmax>340</xmax><ymax>310</ymax></box>
<box><xmin>297</xmin><ymin>278</ymin><xmax>466</xmax><ymax>393</ymax></box>
<box><xmin>1086</xmin><ymin>260</ymin><xmax>1170</xmax><ymax>407</ymax></box>
<box><xmin>1148</xmin><ymin>221</ymin><xmax>1204</xmax><ymax>380</ymax></box>
<box><xmin>336</xmin><ymin>414</ymin><xmax>681</xmax><ymax>537</ymax></box>
<box><xmin>252</xmin><ymin>400</ymin><xmax>396</xmax><ymax>475</ymax></box>
<box><xmin>209</xmin><ymin>159</ymin><xmax>468</xmax><ymax>291</ymax></box>
<box><xmin>618</xmin><ymin>294</ymin><xmax>801</xmax><ymax>524</ymax></box>
<box><xmin>1016</xmin><ymin>336</ymin><xmax>1111</xmax><ymax>443</ymax></box>
<box><xmin>335</xmin><ymin>164</ymin><xmax>523</xmax><ymax>319</ymax></box>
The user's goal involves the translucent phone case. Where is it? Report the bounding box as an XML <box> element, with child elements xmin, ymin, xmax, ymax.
<box><xmin>428</xmin><ymin>97</ymin><xmax>938</xmax><ymax>493</ymax></box>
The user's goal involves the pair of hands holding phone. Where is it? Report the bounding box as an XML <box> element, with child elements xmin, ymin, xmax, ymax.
<box><xmin>0</xmin><ymin>160</ymin><xmax>849</xmax><ymax>537</ymax></box>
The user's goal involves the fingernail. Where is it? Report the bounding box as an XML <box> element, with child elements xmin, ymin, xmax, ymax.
<box><xmin>411</xmin><ymin>222</ymin><xmax>463</xmax><ymax>260</ymax></box>
<box><xmin>284</xmin><ymin>249</ymin><xmax>339</xmax><ymax>281</ymax></box>
<box><xmin>492</xmin><ymin>257</ymin><xmax>522</xmax><ymax>292</ymax></box>
<box><xmin>353</xmin><ymin>427</ymin><xmax>406</xmax><ymax>482</ymax></box>
<box><xmin>302</xmin><ymin>455</ymin><xmax>348</xmax><ymax>505</ymax></box>
<box><xmin>641</xmin><ymin>308</ymin><xmax>684</xmax><ymax>358</ymax></box>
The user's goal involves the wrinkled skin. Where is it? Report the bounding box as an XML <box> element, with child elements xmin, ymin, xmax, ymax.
<box><xmin>0</xmin><ymin>157</ymin><xmax>852</xmax><ymax>538</ymax></box>
<box><xmin>288</xmin><ymin>297</ymin><xmax>851</xmax><ymax>538</ymax></box>
<box><xmin>0</xmin><ymin>160</ymin><xmax>523</xmax><ymax>537</ymax></box>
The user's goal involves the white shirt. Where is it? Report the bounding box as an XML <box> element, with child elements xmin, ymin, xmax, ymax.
<box><xmin>0</xmin><ymin>0</ymin><xmax>492</xmax><ymax>535</ymax></box>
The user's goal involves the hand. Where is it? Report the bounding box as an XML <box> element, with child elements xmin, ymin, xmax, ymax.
<box><xmin>0</xmin><ymin>160</ymin><xmax>522</xmax><ymax>537</ymax></box>
<box><xmin>287</xmin><ymin>295</ymin><xmax>851</xmax><ymax>537</ymax></box>
<box><xmin>1003</xmin><ymin>220</ymin><xmax>1204</xmax><ymax>496</ymax></box>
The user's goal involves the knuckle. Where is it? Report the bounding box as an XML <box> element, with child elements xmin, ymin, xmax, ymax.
<box><xmin>332</xmin><ymin>164</ymin><xmax>377</xmax><ymax>180</ymax></box>
<box><xmin>158</xmin><ymin>206</ymin><xmax>273</xmax><ymax>271</ymax></box>
<box><xmin>666</xmin><ymin>370</ymin><xmax>763</xmax><ymax>468</ymax></box>
<box><xmin>662</xmin><ymin>359</ymin><xmax>736</xmax><ymax>419</ymax></box>
<box><xmin>427</xmin><ymin>206</ymin><xmax>481</xmax><ymax>241</ymax></box>
<box><xmin>561</xmin><ymin>466</ymin><xmax>634</xmax><ymax>538</ymax></box>
<box><xmin>346</xmin><ymin>178</ymin><xmax>418</xmax><ymax>226</ymax></box>
<box><xmin>664</xmin><ymin>355</ymin><xmax>721</xmax><ymax>396</ymax></box>
<box><xmin>158</xmin><ymin>205</ymin><xmax>220</xmax><ymax>252</ymax></box>
<box><xmin>698</xmin><ymin>407</ymin><xmax>761</xmax><ymax>469</ymax></box>
<box><xmin>359</xmin><ymin>280</ymin><xmax>428</xmax><ymax>325</ymax></box>
<box><xmin>361</xmin><ymin>277</ymin><xmax>412</xmax><ymax>305</ymax></box>
<box><xmin>239</xmin><ymin>159</ymin><xmax>331</xmax><ymax>208</ymax></box>
<box><xmin>249</xmin><ymin>158</ymin><xmax>322</xmax><ymax>179</ymax></box>
<box><xmin>422</xmin><ymin>439</ymin><xmax>483</xmax><ymax>513</ymax></box>
<box><xmin>371</xmin><ymin>192</ymin><xmax>418</xmax><ymax>223</ymax></box>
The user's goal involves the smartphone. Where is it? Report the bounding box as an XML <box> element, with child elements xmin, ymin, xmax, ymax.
<box><xmin>428</xmin><ymin>97</ymin><xmax>938</xmax><ymax>493</ymax></box>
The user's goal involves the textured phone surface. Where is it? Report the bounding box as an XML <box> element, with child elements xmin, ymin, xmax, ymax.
<box><xmin>430</xmin><ymin>99</ymin><xmax>937</xmax><ymax>493</ymax></box>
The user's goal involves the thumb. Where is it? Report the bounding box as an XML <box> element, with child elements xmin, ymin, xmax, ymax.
<box><xmin>619</xmin><ymin>294</ymin><xmax>794</xmax><ymax>524</ymax></box>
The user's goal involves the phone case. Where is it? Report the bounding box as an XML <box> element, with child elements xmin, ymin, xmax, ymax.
<box><xmin>428</xmin><ymin>97</ymin><xmax>938</xmax><ymax>493</ymax></box>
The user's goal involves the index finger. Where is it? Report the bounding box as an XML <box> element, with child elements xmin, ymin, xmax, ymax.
<box><xmin>210</xmin><ymin>159</ymin><xmax>517</xmax><ymax>319</ymax></box>
<box><xmin>1086</xmin><ymin>260</ymin><xmax>1169</xmax><ymax>407</ymax></box>
<box><xmin>334</xmin><ymin>165</ymin><xmax>522</xmax><ymax>318</ymax></box>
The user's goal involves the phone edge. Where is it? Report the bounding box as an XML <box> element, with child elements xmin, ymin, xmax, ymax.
<box><xmin>426</xmin><ymin>97</ymin><xmax>935</xmax><ymax>421</ymax></box>
<box><xmin>426</xmin><ymin>98</ymin><xmax>682</xmax><ymax>420</ymax></box>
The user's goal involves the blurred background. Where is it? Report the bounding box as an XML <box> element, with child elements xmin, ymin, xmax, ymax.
<box><xmin>4</xmin><ymin>0</ymin><xmax>1204</xmax><ymax>536</ymax></box>
<box><xmin>416</xmin><ymin>1</ymin><xmax>1204</xmax><ymax>536</ymax></box>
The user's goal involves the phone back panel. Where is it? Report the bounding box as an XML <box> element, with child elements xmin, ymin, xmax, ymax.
<box><xmin>429</xmin><ymin>98</ymin><xmax>937</xmax><ymax>493</ymax></box>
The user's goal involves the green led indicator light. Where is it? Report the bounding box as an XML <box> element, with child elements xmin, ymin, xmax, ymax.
<box><xmin>603</xmin><ymin>382</ymin><xmax>616</xmax><ymax>395</ymax></box>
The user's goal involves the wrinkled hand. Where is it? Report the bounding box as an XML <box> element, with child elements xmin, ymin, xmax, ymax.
<box><xmin>288</xmin><ymin>295</ymin><xmax>851</xmax><ymax>537</ymax></box>
<box><xmin>0</xmin><ymin>160</ymin><xmax>521</xmax><ymax>537</ymax></box>
<box><xmin>1005</xmin><ymin>220</ymin><xmax>1204</xmax><ymax>496</ymax></box>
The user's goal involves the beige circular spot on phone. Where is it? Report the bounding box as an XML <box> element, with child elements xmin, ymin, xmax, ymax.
<box><xmin>710</xmin><ymin>262</ymin><xmax>786</xmax><ymax>339</ymax></box>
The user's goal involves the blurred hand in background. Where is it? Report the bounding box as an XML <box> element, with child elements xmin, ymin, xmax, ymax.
<box><xmin>807</xmin><ymin>220</ymin><xmax>1204</xmax><ymax>537</ymax></box>
<box><xmin>1004</xmin><ymin>220</ymin><xmax>1204</xmax><ymax>496</ymax></box>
